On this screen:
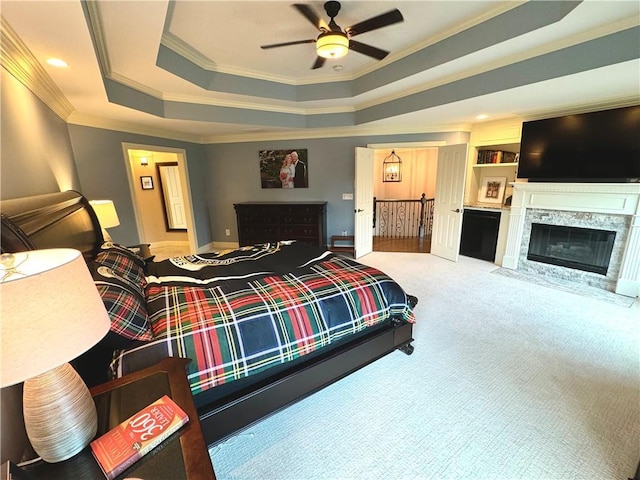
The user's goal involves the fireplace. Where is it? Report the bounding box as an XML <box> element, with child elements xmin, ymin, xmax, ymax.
<box><xmin>502</xmin><ymin>183</ymin><xmax>640</xmax><ymax>297</ymax></box>
<box><xmin>527</xmin><ymin>223</ymin><xmax>616</xmax><ymax>275</ymax></box>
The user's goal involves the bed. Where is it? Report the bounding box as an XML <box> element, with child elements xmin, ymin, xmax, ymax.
<box><xmin>0</xmin><ymin>190</ymin><xmax>416</xmax><ymax>447</ymax></box>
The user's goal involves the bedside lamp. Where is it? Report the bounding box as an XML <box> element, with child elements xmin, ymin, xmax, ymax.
<box><xmin>0</xmin><ymin>249</ymin><xmax>111</xmax><ymax>463</ymax></box>
<box><xmin>89</xmin><ymin>200</ymin><xmax>120</xmax><ymax>241</ymax></box>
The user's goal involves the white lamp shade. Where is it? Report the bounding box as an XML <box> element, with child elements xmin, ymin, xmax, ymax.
<box><xmin>89</xmin><ymin>199</ymin><xmax>120</xmax><ymax>229</ymax></box>
<box><xmin>0</xmin><ymin>249</ymin><xmax>111</xmax><ymax>387</ymax></box>
<box><xmin>316</xmin><ymin>32</ymin><xmax>349</xmax><ymax>59</ymax></box>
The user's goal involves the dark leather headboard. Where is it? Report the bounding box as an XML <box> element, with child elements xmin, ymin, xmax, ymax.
<box><xmin>0</xmin><ymin>190</ymin><xmax>104</xmax><ymax>261</ymax></box>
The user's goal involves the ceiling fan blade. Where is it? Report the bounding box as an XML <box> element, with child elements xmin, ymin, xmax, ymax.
<box><xmin>293</xmin><ymin>4</ymin><xmax>329</xmax><ymax>31</ymax></box>
<box><xmin>261</xmin><ymin>39</ymin><xmax>316</xmax><ymax>49</ymax></box>
<box><xmin>311</xmin><ymin>57</ymin><xmax>326</xmax><ymax>70</ymax></box>
<box><xmin>348</xmin><ymin>40</ymin><xmax>389</xmax><ymax>60</ymax></box>
<box><xmin>346</xmin><ymin>9</ymin><xmax>404</xmax><ymax>37</ymax></box>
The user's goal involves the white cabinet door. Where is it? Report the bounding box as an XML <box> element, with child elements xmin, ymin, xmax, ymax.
<box><xmin>431</xmin><ymin>144</ymin><xmax>468</xmax><ymax>261</ymax></box>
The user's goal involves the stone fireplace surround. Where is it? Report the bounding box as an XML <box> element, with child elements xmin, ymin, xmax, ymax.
<box><xmin>502</xmin><ymin>183</ymin><xmax>640</xmax><ymax>298</ymax></box>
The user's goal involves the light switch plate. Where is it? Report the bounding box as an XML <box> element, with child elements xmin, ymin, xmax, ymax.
<box><xmin>342</xmin><ymin>193</ymin><xmax>354</xmax><ymax>200</ymax></box>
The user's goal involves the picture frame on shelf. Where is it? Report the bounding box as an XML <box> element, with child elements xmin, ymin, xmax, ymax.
<box><xmin>477</xmin><ymin>176</ymin><xmax>507</xmax><ymax>204</ymax></box>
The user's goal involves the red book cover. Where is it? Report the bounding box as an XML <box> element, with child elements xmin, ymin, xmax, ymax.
<box><xmin>90</xmin><ymin>395</ymin><xmax>189</xmax><ymax>480</ymax></box>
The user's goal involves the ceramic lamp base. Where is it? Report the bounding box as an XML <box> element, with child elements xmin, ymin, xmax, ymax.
<box><xmin>23</xmin><ymin>362</ymin><xmax>97</xmax><ymax>463</ymax></box>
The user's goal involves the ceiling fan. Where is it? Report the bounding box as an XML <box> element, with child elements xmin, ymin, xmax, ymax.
<box><xmin>260</xmin><ymin>1</ymin><xmax>404</xmax><ymax>69</ymax></box>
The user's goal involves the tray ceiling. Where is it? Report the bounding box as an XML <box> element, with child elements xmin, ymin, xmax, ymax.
<box><xmin>1</xmin><ymin>1</ymin><xmax>638</xmax><ymax>143</ymax></box>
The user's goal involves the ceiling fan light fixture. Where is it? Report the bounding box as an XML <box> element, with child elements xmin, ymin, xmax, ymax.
<box><xmin>316</xmin><ymin>32</ymin><xmax>349</xmax><ymax>59</ymax></box>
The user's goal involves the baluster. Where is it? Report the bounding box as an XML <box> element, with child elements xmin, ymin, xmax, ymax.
<box><xmin>419</xmin><ymin>193</ymin><xmax>426</xmax><ymax>238</ymax></box>
<box><xmin>373</xmin><ymin>197</ymin><xmax>377</xmax><ymax>230</ymax></box>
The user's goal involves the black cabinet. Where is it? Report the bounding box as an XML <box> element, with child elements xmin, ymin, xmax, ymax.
<box><xmin>460</xmin><ymin>208</ymin><xmax>501</xmax><ymax>261</ymax></box>
<box><xmin>234</xmin><ymin>202</ymin><xmax>327</xmax><ymax>249</ymax></box>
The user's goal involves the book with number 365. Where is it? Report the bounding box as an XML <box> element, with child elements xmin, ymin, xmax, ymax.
<box><xmin>90</xmin><ymin>395</ymin><xmax>189</xmax><ymax>480</ymax></box>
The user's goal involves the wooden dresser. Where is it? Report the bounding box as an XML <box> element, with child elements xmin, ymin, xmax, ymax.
<box><xmin>234</xmin><ymin>202</ymin><xmax>327</xmax><ymax>249</ymax></box>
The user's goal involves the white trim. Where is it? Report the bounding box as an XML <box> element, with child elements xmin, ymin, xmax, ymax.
<box><xmin>206</xmin><ymin>123</ymin><xmax>471</xmax><ymax>144</ymax></box>
<box><xmin>121</xmin><ymin>143</ymin><xmax>198</xmax><ymax>254</ymax></box>
<box><xmin>503</xmin><ymin>182</ymin><xmax>640</xmax><ymax>297</ymax></box>
<box><xmin>0</xmin><ymin>17</ymin><xmax>74</xmax><ymax>120</ymax></box>
<box><xmin>67</xmin><ymin>112</ymin><xmax>204</xmax><ymax>143</ymax></box>
<box><xmin>83</xmin><ymin>0</ymin><xmax>112</xmax><ymax>76</ymax></box>
<box><xmin>160</xmin><ymin>1</ymin><xmax>521</xmax><ymax>86</ymax></box>
<box><xmin>367</xmin><ymin>141</ymin><xmax>446</xmax><ymax>149</ymax></box>
<box><xmin>210</xmin><ymin>241</ymin><xmax>240</xmax><ymax>252</ymax></box>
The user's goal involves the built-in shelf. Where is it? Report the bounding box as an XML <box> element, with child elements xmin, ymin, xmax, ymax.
<box><xmin>465</xmin><ymin>120</ymin><xmax>523</xmax><ymax>266</ymax></box>
<box><xmin>473</xmin><ymin>162</ymin><xmax>518</xmax><ymax>168</ymax></box>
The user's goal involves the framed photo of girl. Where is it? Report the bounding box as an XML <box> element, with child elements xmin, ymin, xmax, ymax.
<box><xmin>259</xmin><ymin>149</ymin><xmax>308</xmax><ymax>188</ymax></box>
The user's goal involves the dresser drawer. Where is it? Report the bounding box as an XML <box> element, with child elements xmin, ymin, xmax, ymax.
<box><xmin>234</xmin><ymin>202</ymin><xmax>327</xmax><ymax>249</ymax></box>
<box><xmin>237</xmin><ymin>212</ymin><xmax>277</xmax><ymax>225</ymax></box>
<box><xmin>280</xmin><ymin>214</ymin><xmax>319</xmax><ymax>225</ymax></box>
<box><xmin>280</xmin><ymin>226</ymin><xmax>319</xmax><ymax>237</ymax></box>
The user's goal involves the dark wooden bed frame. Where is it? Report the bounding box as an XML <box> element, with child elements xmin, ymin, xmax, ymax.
<box><xmin>0</xmin><ymin>190</ymin><xmax>416</xmax><ymax>447</ymax></box>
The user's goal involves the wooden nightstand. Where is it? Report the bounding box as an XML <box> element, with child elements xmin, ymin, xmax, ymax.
<box><xmin>20</xmin><ymin>358</ymin><xmax>215</xmax><ymax>480</ymax></box>
<box><xmin>329</xmin><ymin>235</ymin><xmax>355</xmax><ymax>256</ymax></box>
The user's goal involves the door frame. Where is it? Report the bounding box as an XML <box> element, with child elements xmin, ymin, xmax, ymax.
<box><xmin>122</xmin><ymin>143</ymin><xmax>198</xmax><ymax>254</ymax></box>
<box><xmin>359</xmin><ymin>141</ymin><xmax>447</xmax><ymax>253</ymax></box>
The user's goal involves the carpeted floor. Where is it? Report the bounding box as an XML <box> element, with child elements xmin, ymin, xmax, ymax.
<box><xmin>209</xmin><ymin>253</ymin><xmax>640</xmax><ymax>480</ymax></box>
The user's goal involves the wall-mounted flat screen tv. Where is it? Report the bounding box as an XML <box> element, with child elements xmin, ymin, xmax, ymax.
<box><xmin>517</xmin><ymin>105</ymin><xmax>640</xmax><ymax>182</ymax></box>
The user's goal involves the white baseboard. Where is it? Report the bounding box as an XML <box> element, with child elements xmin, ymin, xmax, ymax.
<box><xmin>615</xmin><ymin>278</ymin><xmax>640</xmax><ymax>298</ymax></box>
<box><xmin>213</xmin><ymin>241</ymin><xmax>240</xmax><ymax>251</ymax></box>
<box><xmin>150</xmin><ymin>240</ymin><xmax>190</xmax><ymax>249</ymax></box>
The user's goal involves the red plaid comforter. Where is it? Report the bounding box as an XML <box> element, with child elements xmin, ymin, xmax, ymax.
<box><xmin>111</xmin><ymin>242</ymin><xmax>415</xmax><ymax>395</ymax></box>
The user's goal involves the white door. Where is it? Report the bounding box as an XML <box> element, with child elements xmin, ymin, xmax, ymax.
<box><xmin>354</xmin><ymin>147</ymin><xmax>374</xmax><ymax>258</ymax></box>
<box><xmin>431</xmin><ymin>144</ymin><xmax>468</xmax><ymax>261</ymax></box>
<box><xmin>160</xmin><ymin>165</ymin><xmax>188</xmax><ymax>229</ymax></box>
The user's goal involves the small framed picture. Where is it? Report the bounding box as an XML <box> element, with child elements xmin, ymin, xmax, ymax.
<box><xmin>477</xmin><ymin>176</ymin><xmax>507</xmax><ymax>204</ymax></box>
<box><xmin>140</xmin><ymin>176</ymin><xmax>154</xmax><ymax>190</ymax></box>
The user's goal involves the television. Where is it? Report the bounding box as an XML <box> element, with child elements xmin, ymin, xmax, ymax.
<box><xmin>517</xmin><ymin>105</ymin><xmax>640</xmax><ymax>182</ymax></box>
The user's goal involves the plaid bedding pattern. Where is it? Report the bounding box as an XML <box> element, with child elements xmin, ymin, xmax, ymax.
<box><xmin>112</xmin><ymin>242</ymin><xmax>415</xmax><ymax>396</ymax></box>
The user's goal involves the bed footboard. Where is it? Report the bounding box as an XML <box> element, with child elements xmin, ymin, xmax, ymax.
<box><xmin>198</xmin><ymin>321</ymin><xmax>413</xmax><ymax>446</ymax></box>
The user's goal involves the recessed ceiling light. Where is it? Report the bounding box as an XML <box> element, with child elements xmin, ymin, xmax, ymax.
<box><xmin>46</xmin><ymin>58</ymin><xmax>68</xmax><ymax>68</ymax></box>
<box><xmin>333</xmin><ymin>65</ymin><xmax>344</xmax><ymax>72</ymax></box>
<box><xmin>476</xmin><ymin>114</ymin><xmax>489</xmax><ymax>120</ymax></box>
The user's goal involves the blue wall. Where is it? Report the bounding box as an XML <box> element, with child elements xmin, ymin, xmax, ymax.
<box><xmin>1</xmin><ymin>68</ymin><xmax>81</xmax><ymax>198</ymax></box>
<box><xmin>1</xmin><ymin>64</ymin><xmax>469</xmax><ymax>249</ymax></box>
<box><xmin>67</xmin><ymin>124</ymin><xmax>209</xmax><ymax>247</ymax></box>
<box><xmin>203</xmin><ymin>133</ymin><xmax>468</xmax><ymax>243</ymax></box>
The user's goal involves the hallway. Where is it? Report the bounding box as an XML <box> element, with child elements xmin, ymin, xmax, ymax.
<box><xmin>373</xmin><ymin>235</ymin><xmax>431</xmax><ymax>254</ymax></box>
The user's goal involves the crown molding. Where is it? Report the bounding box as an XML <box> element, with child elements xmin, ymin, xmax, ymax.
<box><xmin>519</xmin><ymin>96</ymin><xmax>640</xmax><ymax>122</ymax></box>
<box><xmin>67</xmin><ymin>108</ymin><xmax>470</xmax><ymax>144</ymax></box>
<box><xmin>64</xmin><ymin>95</ymin><xmax>639</xmax><ymax>147</ymax></box>
<box><xmin>161</xmin><ymin>1</ymin><xmax>523</xmax><ymax>87</ymax></box>
<box><xmin>109</xmin><ymin>71</ymin><xmax>164</xmax><ymax>99</ymax></box>
<box><xmin>161</xmin><ymin>30</ymin><xmax>356</xmax><ymax>86</ymax></box>
<box><xmin>355</xmin><ymin>1</ymin><xmax>526</xmax><ymax>79</ymax></box>
<box><xmin>202</xmin><ymin>122</ymin><xmax>471</xmax><ymax>144</ymax></box>
<box><xmin>357</xmin><ymin>18</ymin><xmax>640</xmax><ymax>112</ymax></box>
<box><xmin>66</xmin><ymin>112</ymin><xmax>205</xmax><ymax>143</ymax></box>
<box><xmin>0</xmin><ymin>15</ymin><xmax>75</xmax><ymax>120</ymax></box>
<box><xmin>115</xmin><ymin>10</ymin><xmax>640</xmax><ymax>120</ymax></box>
<box><xmin>82</xmin><ymin>1</ymin><xmax>112</xmax><ymax>76</ymax></box>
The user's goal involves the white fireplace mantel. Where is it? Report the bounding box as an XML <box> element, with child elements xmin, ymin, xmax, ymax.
<box><xmin>502</xmin><ymin>183</ymin><xmax>640</xmax><ymax>297</ymax></box>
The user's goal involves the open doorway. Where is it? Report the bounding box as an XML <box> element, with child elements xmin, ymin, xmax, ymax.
<box><xmin>369</xmin><ymin>143</ymin><xmax>443</xmax><ymax>253</ymax></box>
<box><xmin>122</xmin><ymin>143</ymin><xmax>197</xmax><ymax>260</ymax></box>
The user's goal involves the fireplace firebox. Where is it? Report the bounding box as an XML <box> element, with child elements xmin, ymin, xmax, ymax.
<box><xmin>527</xmin><ymin>223</ymin><xmax>616</xmax><ymax>275</ymax></box>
